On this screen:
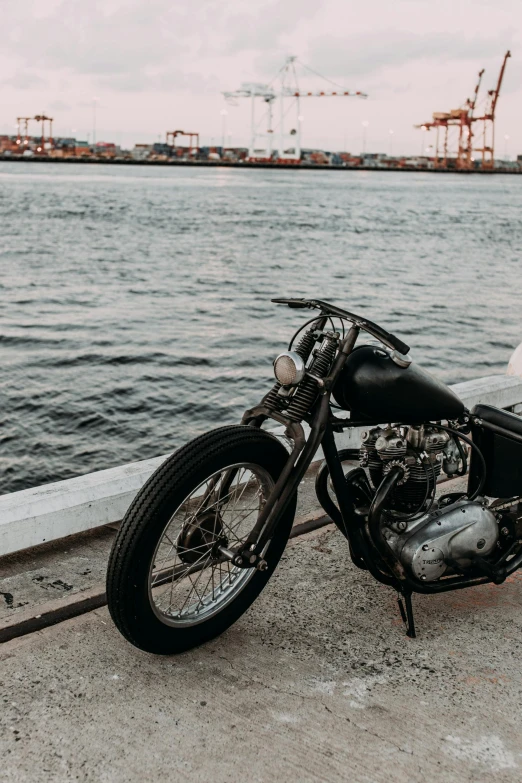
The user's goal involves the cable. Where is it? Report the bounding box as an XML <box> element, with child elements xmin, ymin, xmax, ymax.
<box><xmin>288</xmin><ymin>314</ymin><xmax>334</xmax><ymax>351</ymax></box>
<box><xmin>300</xmin><ymin>61</ymin><xmax>346</xmax><ymax>90</ymax></box>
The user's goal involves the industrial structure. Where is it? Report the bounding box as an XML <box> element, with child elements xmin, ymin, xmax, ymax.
<box><xmin>223</xmin><ymin>55</ymin><xmax>367</xmax><ymax>161</ymax></box>
<box><xmin>2</xmin><ymin>49</ymin><xmax>518</xmax><ymax>170</ymax></box>
<box><xmin>165</xmin><ymin>130</ymin><xmax>200</xmax><ymax>150</ymax></box>
<box><xmin>416</xmin><ymin>50</ymin><xmax>511</xmax><ymax>169</ymax></box>
<box><xmin>16</xmin><ymin>114</ymin><xmax>54</xmax><ymax>153</ymax></box>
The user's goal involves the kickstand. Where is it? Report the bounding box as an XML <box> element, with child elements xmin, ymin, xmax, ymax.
<box><xmin>397</xmin><ymin>591</ymin><xmax>416</xmax><ymax>639</ymax></box>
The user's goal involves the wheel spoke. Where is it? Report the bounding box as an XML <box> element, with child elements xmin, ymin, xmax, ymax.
<box><xmin>148</xmin><ymin>461</ymin><xmax>274</xmax><ymax>626</ymax></box>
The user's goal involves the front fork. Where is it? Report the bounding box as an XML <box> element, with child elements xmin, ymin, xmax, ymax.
<box><xmin>231</xmin><ymin>395</ymin><xmax>329</xmax><ymax>568</ymax></box>
<box><xmin>225</xmin><ymin>326</ymin><xmax>360</xmax><ymax>568</ymax></box>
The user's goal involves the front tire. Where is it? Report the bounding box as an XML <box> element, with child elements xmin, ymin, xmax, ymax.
<box><xmin>106</xmin><ymin>426</ymin><xmax>296</xmax><ymax>654</ymax></box>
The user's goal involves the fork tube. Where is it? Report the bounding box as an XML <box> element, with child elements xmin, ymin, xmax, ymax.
<box><xmin>245</xmin><ymin>326</ymin><xmax>360</xmax><ymax>550</ymax></box>
<box><xmin>244</xmin><ymin>395</ymin><xmax>331</xmax><ymax>548</ymax></box>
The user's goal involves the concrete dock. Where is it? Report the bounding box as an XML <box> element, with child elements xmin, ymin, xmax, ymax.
<box><xmin>2</xmin><ymin>368</ymin><xmax>522</xmax><ymax>782</ymax></box>
<box><xmin>2</xmin><ymin>501</ymin><xmax>522</xmax><ymax>782</ymax></box>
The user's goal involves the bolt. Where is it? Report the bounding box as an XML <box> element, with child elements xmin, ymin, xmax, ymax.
<box><xmin>249</xmin><ymin>544</ymin><xmax>256</xmax><ymax>551</ymax></box>
<box><xmin>249</xmin><ymin>555</ymin><xmax>257</xmax><ymax>564</ymax></box>
<box><xmin>501</xmin><ymin>527</ymin><xmax>509</xmax><ymax>537</ymax></box>
<box><xmin>420</xmin><ymin>574</ymin><xmax>427</xmax><ymax>580</ymax></box>
<box><xmin>397</xmin><ymin>521</ymin><xmax>407</xmax><ymax>532</ymax></box>
<box><xmin>477</xmin><ymin>539</ymin><xmax>486</xmax><ymax>550</ymax></box>
<box><xmin>422</xmin><ymin>544</ymin><xmax>429</xmax><ymax>551</ymax></box>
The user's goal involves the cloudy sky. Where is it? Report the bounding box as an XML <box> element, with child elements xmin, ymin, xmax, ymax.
<box><xmin>1</xmin><ymin>0</ymin><xmax>520</xmax><ymax>155</ymax></box>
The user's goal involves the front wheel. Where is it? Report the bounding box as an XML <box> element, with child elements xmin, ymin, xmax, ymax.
<box><xmin>106</xmin><ymin>426</ymin><xmax>296</xmax><ymax>654</ymax></box>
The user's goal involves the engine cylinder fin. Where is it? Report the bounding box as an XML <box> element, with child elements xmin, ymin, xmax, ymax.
<box><xmin>361</xmin><ymin>425</ymin><xmax>442</xmax><ymax>513</ymax></box>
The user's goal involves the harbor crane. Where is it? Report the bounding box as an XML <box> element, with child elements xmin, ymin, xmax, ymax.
<box><xmin>416</xmin><ymin>50</ymin><xmax>510</xmax><ymax>170</ymax></box>
<box><xmin>474</xmin><ymin>50</ymin><xmax>511</xmax><ymax>168</ymax></box>
<box><xmin>15</xmin><ymin>117</ymin><xmax>32</xmax><ymax>148</ymax></box>
<box><xmin>166</xmin><ymin>130</ymin><xmax>200</xmax><ymax>149</ymax></box>
<box><xmin>223</xmin><ymin>56</ymin><xmax>367</xmax><ymax>161</ymax></box>
<box><xmin>34</xmin><ymin>114</ymin><xmax>54</xmax><ymax>152</ymax></box>
<box><xmin>16</xmin><ymin>115</ymin><xmax>54</xmax><ymax>152</ymax></box>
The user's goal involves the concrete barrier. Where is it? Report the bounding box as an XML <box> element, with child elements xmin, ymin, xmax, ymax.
<box><xmin>1</xmin><ymin>372</ymin><xmax>522</xmax><ymax>557</ymax></box>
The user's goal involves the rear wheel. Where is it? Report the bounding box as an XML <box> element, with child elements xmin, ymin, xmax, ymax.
<box><xmin>106</xmin><ymin>426</ymin><xmax>296</xmax><ymax>654</ymax></box>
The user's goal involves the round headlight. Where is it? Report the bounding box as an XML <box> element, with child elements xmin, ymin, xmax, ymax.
<box><xmin>273</xmin><ymin>351</ymin><xmax>305</xmax><ymax>386</ymax></box>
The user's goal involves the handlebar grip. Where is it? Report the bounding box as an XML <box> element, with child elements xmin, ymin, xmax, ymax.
<box><xmin>393</xmin><ymin>338</ymin><xmax>410</xmax><ymax>355</ymax></box>
<box><xmin>271</xmin><ymin>298</ymin><xmax>310</xmax><ymax>309</ymax></box>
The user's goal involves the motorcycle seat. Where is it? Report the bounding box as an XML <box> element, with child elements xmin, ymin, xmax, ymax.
<box><xmin>472</xmin><ymin>403</ymin><xmax>522</xmax><ymax>438</ymax></box>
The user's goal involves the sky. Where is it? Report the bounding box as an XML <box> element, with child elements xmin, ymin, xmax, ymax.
<box><xmin>1</xmin><ymin>0</ymin><xmax>521</xmax><ymax>156</ymax></box>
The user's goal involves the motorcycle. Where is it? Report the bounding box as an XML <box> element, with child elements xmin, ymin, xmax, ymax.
<box><xmin>107</xmin><ymin>298</ymin><xmax>522</xmax><ymax>654</ymax></box>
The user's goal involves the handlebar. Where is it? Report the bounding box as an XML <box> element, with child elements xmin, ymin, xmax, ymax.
<box><xmin>271</xmin><ymin>298</ymin><xmax>410</xmax><ymax>356</ymax></box>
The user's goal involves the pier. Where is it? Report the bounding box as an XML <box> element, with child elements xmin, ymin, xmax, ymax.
<box><xmin>1</xmin><ymin>154</ymin><xmax>522</xmax><ymax>173</ymax></box>
<box><xmin>1</xmin><ymin>358</ymin><xmax>522</xmax><ymax>781</ymax></box>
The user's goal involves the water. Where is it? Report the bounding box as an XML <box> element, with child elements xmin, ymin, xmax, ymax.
<box><xmin>1</xmin><ymin>162</ymin><xmax>521</xmax><ymax>494</ymax></box>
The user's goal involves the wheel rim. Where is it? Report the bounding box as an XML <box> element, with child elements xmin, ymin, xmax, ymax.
<box><xmin>148</xmin><ymin>462</ymin><xmax>274</xmax><ymax>627</ymax></box>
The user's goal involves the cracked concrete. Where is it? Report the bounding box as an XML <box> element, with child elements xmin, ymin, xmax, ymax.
<box><xmin>1</xmin><ymin>522</ymin><xmax>521</xmax><ymax>783</ymax></box>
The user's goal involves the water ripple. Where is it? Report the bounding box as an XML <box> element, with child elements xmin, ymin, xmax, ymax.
<box><xmin>1</xmin><ymin>163</ymin><xmax>521</xmax><ymax>493</ymax></box>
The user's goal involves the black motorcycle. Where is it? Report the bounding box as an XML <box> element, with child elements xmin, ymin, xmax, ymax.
<box><xmin>107</xmin><ymin>298</ymin><xmax>522</xmax><ymax>654</ymax></box>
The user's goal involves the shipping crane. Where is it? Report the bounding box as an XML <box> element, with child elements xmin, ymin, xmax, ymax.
<box><xmin>16</xmin><ymin>117</ymin><xmax>32</xmax><ymax>148</ymax></box>
<box><xmin>33</xmin><ymin>114</ymin><xmax>54</xmax><ymax>152</ymax></box>
<box><xmin>474</xmin><ymin>50</ymin><xmax>511</xmax><ymax>168</ymax></box>
<box><xmin>224</xmin><ymin>56</ymin><xmax>367</xmax><ymax>161</ymax></box>
<box><xmin>222</xmin><ymin>84</ymin><xmax>277</xmax><ymax>160</ymax></box>
<box><xmin>415</xmin><ymin>50</ymin><xmax>510</xmax><ymax>170</ymax></box>
<box><xmin>459</xmin><ymin>67</ymin><xmax>485</xmax><ymax>169</ymax></box>
<box><xmin>166</xmin><ymin>130</ymin><xmax>200</xmax><ymax>149</ymax></box>
<box><xmin>416</xmin><ymin>68</ymin><xmax>484</xmax><ymax>169</ymax></box>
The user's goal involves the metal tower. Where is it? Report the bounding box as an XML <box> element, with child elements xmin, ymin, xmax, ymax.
<box><xmin>223</xmin><ymin>56</ymin><xmax>367</xmax><ymax>162</ymax></box>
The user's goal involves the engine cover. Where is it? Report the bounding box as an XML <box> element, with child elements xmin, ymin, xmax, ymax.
<box><xmin>384</xmin><ymin>500</ymin><xmax>499</xmax><ymax>581</ymax></box>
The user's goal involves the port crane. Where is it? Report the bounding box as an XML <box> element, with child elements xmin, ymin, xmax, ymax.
<box><xmin>474</xmin><ymin>50</ymin><xmax>511</xmax><ymax>168</ymax></box>
<box><xmin>223</xmin><ymin>56</ymin><xmax>367</xmax><ymax>161</ymax></box>
<box><xmin>416</xmin><ymin>50</ymin><xmax>510</xmax><ymax>170</ymax></box>
<box><xmin>15</xmin><ymin>117</ymin><xmax>32</xmax><ymax>148</ymax></box>
<box><xmin>34</xmin><ymin>114</ymin><xmax>54</xmax><ymax>152</ymax></box>
<box><xmin>15</xmin><ymin>114</ymin><xmax>54</xmax><ymax>152</ymax></box>
<box><xmin>166</xmin><ymin>130</ymin><xmax>200</xmax><ymax>150</ymax></box>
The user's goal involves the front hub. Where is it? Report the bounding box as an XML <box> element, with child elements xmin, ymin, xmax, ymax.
<box><xmin>177</xmin><ymin>512</ymin><xmax>226</xmax><ymax>564</ymax></box>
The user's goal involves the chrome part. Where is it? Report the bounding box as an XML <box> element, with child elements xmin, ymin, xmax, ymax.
<box><xmin>386</xmin><ymin>501</ymin><xmax>499</xmax><ymax>582</ymax></box>
<box><xmin>390</xmin><ymin>350</ymin><xmax>412</xmax><ymax>368</ymax></box>
<box><xmin>383</xmin><ymin>459</ymin><xmax>410</xmax><ymax>485</ymax></box>
<box><xmin>148</xmin><ymin>463</ymin><xmax>274</xmax><ymax>627</ymax></box>
<box><xmin>273</xmin><ymin>351</ymin><xmax>306</xmax><ymax>386</ymax></box>
<box><xmin>442</xmin><ymin>437</ymin><xmax>462</xmax><ymax>476</ymax></box>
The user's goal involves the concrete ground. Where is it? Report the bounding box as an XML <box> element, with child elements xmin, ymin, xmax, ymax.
<box><xmin>1</xmin><ymin>518</ymin><xmax>522</xmax><ymax>783</ymax></box>
<box><xmin>0</xmin><ymin>464</ymin><xmax>326</xmax><ymax>630</ymax></box>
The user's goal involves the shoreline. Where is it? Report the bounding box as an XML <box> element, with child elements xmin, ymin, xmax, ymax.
<box><xmin>1</xmin><ymin>154</ymin><xmax>521</xmax><ymax>174</ymax></box>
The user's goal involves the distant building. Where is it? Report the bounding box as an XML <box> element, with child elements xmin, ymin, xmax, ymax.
<box><xmin>131</xmin><ymin>144</ymin><xmax>153</xmax><ymax>160</ymax></box>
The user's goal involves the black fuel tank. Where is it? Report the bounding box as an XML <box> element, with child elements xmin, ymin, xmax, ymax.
<box><xmin>332</xmin><ymin>345</ymin><xmax>465</xmax><ymax>423</ymax></box>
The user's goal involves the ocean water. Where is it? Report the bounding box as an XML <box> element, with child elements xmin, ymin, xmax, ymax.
<box><xmin>1</xmin><ymin>162</ymin><xmax>521</xmax><ymax>494</ymax></box>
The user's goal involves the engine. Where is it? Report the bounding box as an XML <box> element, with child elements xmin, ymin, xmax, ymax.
<box><xmin>384</xmin><ymin>500</ymin><xmax>499</xmax><ymax>581</ymax></box>
<box><xmin>360</xmin><ymin>424</ymin><xmax>452</xmax><ymax>514</ymax></box>
<box><xmin>360</xmin><ymin>424</ymin><xmax>500</xmax><ymax>581</ymax></box>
